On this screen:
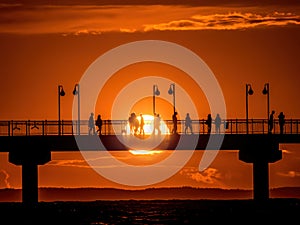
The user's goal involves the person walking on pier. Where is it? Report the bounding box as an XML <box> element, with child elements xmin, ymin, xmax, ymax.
<box><xmin>88</xmin><ymin>112</ymin><xmax>95</xmax><ymax>135</ymax></box>
<box><xmin>278</xmin><ymin>111</ymin><xmax>285</xmax><ymax>135</ymax></box>
<box><xmin>268</xmin><ymin>110</ymin><xmax>275</xmax><ymax>134</ymax></box>
<box><xmin>139</xmin><ymin>113</ymin><xmax>145</xmax><ymax>136</ymax></box>
<box><xmin>152</xmin><ymin>113</ymin><xmax>161</xmax><ymax>135</ymax></box>
<box><xmin>184</xmin><ymin>113</ymin><xmax>193</xmax><ymax>134</ymax></box>
<box><xmin>214</xmin><ymin>113</ymin><xmax>221</xmax><ymax>134</ymax></box>
<box><xmin>205</xmin><ymin>114</ymin><xmax>212</xmax><ymax>134</ymax></box>
<box><xmin>96</xmin><ymin>114</ymin><xmax>103</xmax><ymax>135</ymax></box>
<box><xmin>171</xmin><ymin>111</ymin><xmax>178</xmax><ymax>134</ymax></box>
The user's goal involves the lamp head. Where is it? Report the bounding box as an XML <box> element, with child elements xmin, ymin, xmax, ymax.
<box><xmin>168</xmin><ymin>86</ymin><xmax>173</xmax><ymax>95</ymax></box>
<box><xmin>59</xmin><ymin>87</ymin><xmax>65</xmax><ymax>96</ymax></box>
<box><xmin>73</xmin><ymin>84</ymin><xmax>79</xmax><ymax>95</ymax></box>
<box><xmin>262</xmin><ymin>85</ymin><xmax>268</xmax><ymax>95</ymax></box>
<box><xmin>155</xmin><ymin>89</ymin><xmax>160</xmax><ymax>96</ymax></box>
<box><xmin>248</xmin><ymin>86</ymin><xmax>254</xmax><ymax>95</ymax></box>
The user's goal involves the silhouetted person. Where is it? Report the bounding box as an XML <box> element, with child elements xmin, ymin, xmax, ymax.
<box><xmin>171</xmin><ymin>112</ymin><xmax>178</xmax><ymax>134</ymax></box>
<box><xmin>184</xmin><ymin>113</ymin><xmax>193</xmax><ymax>134</ymax></box>
<box><xmin>95</xmin><ymin>114</ymin><xmax>103</xmax><ymax>135</ymax></box>
<box><xmin>268</xmin><ymin>110</ymin><xmax>275</xmax><ymax>134</ymax></box>
<box><xmin>214</xmin><ymin>113</ymin><xmax>221</xmax><ymax>134</ymax></box>
<box><xmin>205</xmin><ymin>114</ymin><xmax>212</xmax><ymax>134</ymax></box>
<box><xmin>88</xmin><ymin>112</ymin><xmax>95</xmax><ymax>135</ymax></box>
<box><xmin>139</xmin><ymin>113</ymin><xmax>145</xmax><ymax>135</ymax></box>
<box><xmin>153</xmin><ymin>113</ymin><xmax>161</xmax><ymax>135</ymax></box>
<box><xmin>133</xmin><ymin>115</ymin><xmax>139</xmax><ymax>135</ymax></box>
<box><xmin>129</xmin><ymin>112</ymin><xmax>136</xmax><ymax>134</ymax></box>
<box><xmin>278</xmin><ymin>111</ymin><xmax>285</xmax><ymax>135</ymax></box>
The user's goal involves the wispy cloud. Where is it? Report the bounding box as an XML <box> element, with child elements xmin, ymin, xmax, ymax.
<box><xmin>144</xmin><ymin>12</ymin><xmax>300</xmax><ymax>31</ymax></box>
<box><xmin>0</xmin><ymin>169</ymin><xmax>11</xmax><ymax>188</ymax></box>
<box><xmin>48</xmin><ymin>154</ymin><xmax>135</xmax><ymax>169</ymax></box>
<box><xmin>277</xmin><ymin>170</ymin><xmax>300</xmax><ymax>178</ymax></box>
<box><xmin>180</xmin><ymin>167</ymin><xmax>221</xmax><ymax>184</ymax></box>
<box><xmin>0</xmin><ymin>5</ymin><xmax>299</xmax><ymax>34</ymax></box>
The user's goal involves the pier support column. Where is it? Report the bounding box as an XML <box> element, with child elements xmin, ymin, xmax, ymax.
<box><xmin>239</xmin><ymin>135</ymin><xmax>282</xmax><ymax>201</ymax></box>
<box><xmin>253</xmin><ymin>160</ymin><xmax>269</xmax><ymax>201</ymax></box>
<box><xmin>8</xmin><ymin>137</ymin><xmax>51</xmax><ymax>205</ymax></box>
<box><xmin>22</xmin><ymin>163</ymin><xmax>38</xmax><ymax>204</ymax></box>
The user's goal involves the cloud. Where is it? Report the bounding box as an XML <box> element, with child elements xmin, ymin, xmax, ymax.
<box><xmin>144</xmin><ymin>12</ymin><xmax>300</xmax><ymax>31</ymax></box>
<box><xmin>277</xmin><ymin>170</ymin><xmax>300</xmax><ymax>178</ymax></box>
<box><xmin>0</xmin><ymin>5</ymin><xmax>299</xmax><ymax>34</ymax></box>
<box><xmin>48</xmin><ymin>154</ymin><xmax>135</xmax><ymax>169</ymax></box>
<box><xmin>180</xmin><ymin>167</ymin><xmax>221</xmax><ymax>184</ymax></box>
<box><xmin>2</xmin><ymin>0</ymin><xmax>300</xmax><ymax>7</ymax></box>
<box><xmin>0</xmin><ymin>169</ymin><xmax>11</xmax><ymax>188</ymax></box>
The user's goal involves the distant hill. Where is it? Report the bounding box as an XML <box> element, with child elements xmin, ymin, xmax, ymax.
<box><xmin>0</xmin><ymin>186</ymin><xmax>299</xmax><ymax>202</ymax></box>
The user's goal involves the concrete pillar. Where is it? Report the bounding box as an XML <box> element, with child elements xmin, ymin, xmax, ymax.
<box><xmin>8</xmin><ymin>137</ymin><xmax>51</xmax><ymax>204</ymax></box>
<box><xmin>253</xmin><ymin>160</ymin><xmax>269</xmax><ymax>201</ymax></box>
<box><xmin>22</xmin><ymin>163</ymin><xmax>38</xmax><ymax>204</ymax></box>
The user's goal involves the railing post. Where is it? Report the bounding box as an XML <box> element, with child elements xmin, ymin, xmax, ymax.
<box><xmin>62</xmin><ymin>120</ymin><xmax>64</xmax><ymax>135</ymax></box>
<box><xmin>11</xmin><ymin>120</ymin><xmax>14</xmax><ymax>136</ymax></box>
<box><xmin>8</xmin><ymin>121</ymin><xmax>10</xmax><ymax>136</ymax></box>
<box><xmin>27</xmin><ymin>120</ymin><xmax>29</xmax><ymax>136</ymax></box>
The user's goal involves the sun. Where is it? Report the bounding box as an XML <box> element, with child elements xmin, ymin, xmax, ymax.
<box><xmin>124</xmin><ymin>114</ymin><xmax>170</xmax><ymax>135</ymax></box>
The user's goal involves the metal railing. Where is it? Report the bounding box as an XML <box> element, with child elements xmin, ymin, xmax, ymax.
<box><xmin>0</xmin><ymin>119</ymin><xmax>299</xmax><ymax>136</ymax></box>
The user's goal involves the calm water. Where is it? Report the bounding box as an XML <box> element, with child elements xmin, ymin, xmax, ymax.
<box><xmin>1</xmin><ymin>199</ymin><xmax>299</xmax><ymax>224</ymax></box>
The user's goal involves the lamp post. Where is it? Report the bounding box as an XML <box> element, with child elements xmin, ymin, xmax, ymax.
<box><xmin>246</xmin><ymin>84</ymin><xmax>254</xmax><ymax>134</ymax></box>
<box><xmin>168</xmin><ymin>83</ymin><xmax>176</xmax><ymax>114</ymax></box>
<box><xmin>262</xmin><ymin>83</ymin><xmax>270</xmax><ymax>126</ymax></box>
<box><xmin>153</xmin><ymin>85</ymin><xmax>160</xmax><ymax>115</ymax></box>
<box><xmin>73</xmin><ymin>84</ymin><xmax>80</xmax><ymax>135</ymax></box>
<box><xmin>58</xmin><ymin>85</ymin><xmax>65</xmax><ymax>135</ymax></box>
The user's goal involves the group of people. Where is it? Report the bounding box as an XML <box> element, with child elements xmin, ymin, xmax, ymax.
<box><xmin>128</xmin><ymin>112</ymin><xmax>145</xmax><ymax>135</ymax></box>
<box><xmin>88</xmin><ymin>112</ymin><xmax>103</xmax><ymax>135</ymax></box>
<box><xmin>171</xmin><ymin>112</ymin><xmax>222</xmax><ymax>135</ymax></box>
<box><xmin>268</xmin><ymin>110</ymin><xmax>285</xmax><ymax>134</ymax></box>
<box><xmin>87</xmin><ymin>110</ymin><xmax>286</xmax><ymax>135</ymax></box>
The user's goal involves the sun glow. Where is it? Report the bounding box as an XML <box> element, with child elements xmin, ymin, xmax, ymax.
<box><xmin>125</xmin><ymin>114</ymin><xmax>170</xmax><ymax>135</ymax></box>
<box><xmin>129</xmin><ymin>150</ymin><xmax>163</xmax><ymax>155</ymax></box>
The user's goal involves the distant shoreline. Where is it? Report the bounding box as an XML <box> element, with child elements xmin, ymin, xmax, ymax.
<box><xmin>0</xmin><ymin>186</ymin><xmax>299</xmax><ymax>202</ymax></box>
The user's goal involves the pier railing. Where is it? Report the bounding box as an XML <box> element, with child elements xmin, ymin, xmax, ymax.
<box><xmin>0</xmin><ymin>119</ymin><xmax>299</xmax><ymax>136</ymax></box>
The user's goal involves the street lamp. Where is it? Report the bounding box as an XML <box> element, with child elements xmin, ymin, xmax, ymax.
<box><xmin>153</xmin><ymin>85</ymin><xmax>160</xmax><ymax>115</ymax></box>
<box><xmin>168</xmin><ymin>83</ymin><xmax>176</xmax><ymax>114</ymax></box>
<box><xmin>73</xmin><ymin>84</ymin><xmax>80</xmax><ymax>135</ymax></box>
<box><xmin>246</xmin><ymin>84</ymin><xmax>254</xmax><ymax>134</ymax></box>
<box><xmin>262</xmin><ymin>83</ymin><xmax>270</xmax><ymax>126</ymax></box>
<box><xmin>58</xmin><ymin>85</ymin><xmax>65</xmax><ymax>135</ymax></box>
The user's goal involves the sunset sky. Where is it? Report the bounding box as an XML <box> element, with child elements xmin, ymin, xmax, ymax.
<box><xmin>0</xmin><ymin>1</ymin><xmax>300</xmax><ymax>199</ymax></box>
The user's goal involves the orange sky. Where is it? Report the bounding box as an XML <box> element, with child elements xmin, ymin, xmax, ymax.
<box><xmin>0</xmin><ymin>1</ymin><xmax>300</xmax><ymax>198</ymax></box>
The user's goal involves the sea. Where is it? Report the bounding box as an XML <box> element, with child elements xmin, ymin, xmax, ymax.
<box><xmin>0</xmin><ymin>199</ymin><xmax>299</xmax><ymax>224</ymax></box>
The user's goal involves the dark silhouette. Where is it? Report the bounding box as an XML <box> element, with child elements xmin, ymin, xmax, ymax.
<box><xmin>152</xmin><ymin>113</ymin><xmax>161</xmax><ymax>135</ymax></box>
<box><xmin>133</xmin><ymin>115</ymin><xmax>139</xmax><ymax>135</ymax></box>
<box><xmin>214</xmin><ymin>114</ymin><xmax>221</xmax><ymax>134</ymax></box>
<box><xmin>95</xmin><ymin>114</ymin><xmax>103</xmax><ymax>135</ymax></box>
<box><xmin>171</xmin><ymin>112</ymin><xmax>178</xmax><ymax>134</ymax></box>
<box><xmin>128</xmin><ymin>112</ymin><xmax>137</xmax><ymax>135</ymax></box>
<box><xmin>139</xmin><ymin>114</ymin><xmax>145</xmax><ymax>135</ymax></box>
<box><xmin>184</xmin><ymin>113</ymin><xmax>193</xmax><ymax>134</ymax></box>
<box><xmin>278</xmin><ymin>112</ymin><xmax>285</xmax><ymax>135</ymax></box>
<box><xmin>88</xmin><ymin>112</ymin><xmax>95</xmax><ymax>135</ymax></box>
<box><xmin>268</xmin><ymin>110</ymin><xmax>275</xmax><ymax>134</ymax></box>
<box><xmin>205</xmin><ymin>114</ymin><xmax>212</xmax><ymax>133</ymax></box>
